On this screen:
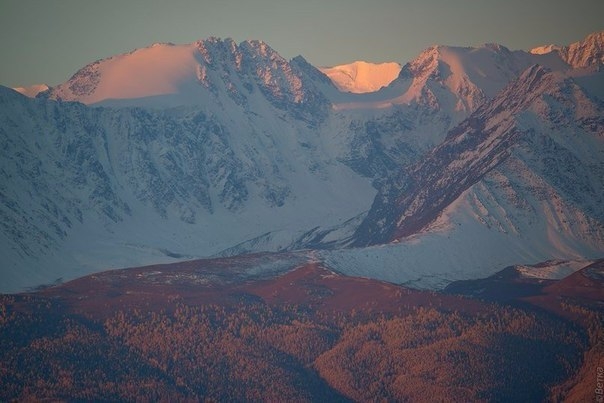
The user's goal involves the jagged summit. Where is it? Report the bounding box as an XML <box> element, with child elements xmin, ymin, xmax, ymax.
<box><xmin>561</xmin><ymin>30</ymin><xmax>604</xmax><ymax>68</ymax></box>
<box><xmin>530</xmin><ymin>31</ymin><xmax>603</xmax><ymax>68</ymax></box>
<box><xmin>41</xmin><ymin>37</ymin><xmax>327</xmax><ymax>110</ymax></box>
<box><xmin>391</xmin><ymin>43</ymin><xmax>533</xmax><ymax>112</ymax></box>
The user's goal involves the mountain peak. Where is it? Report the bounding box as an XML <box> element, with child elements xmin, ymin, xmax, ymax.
<box><xmin>240</xmin><ymin>39</ymin><xmax>282</xmax><ymax>60</ymax></box>
<box><xmin>392</xmin><ymin>42</ymin><xmax>531</xmax><ymax>112</ymax></box>
<box><xmin>561</xmin><ymin>30</ymin><xmax>604</xmax><ymax>68</ymax></box>
<box><xmin>40</xmin><ymin>37</ymin><xmax>329</xmax><ymax>110</ymax></box>
<box><xmin>243</xmin><ymin>39</ymin><xmax>268</xmax><ymax>48</ymax></box>
<box><xmin>529</xmin><ymin>44</ymin><xmax>561</xmax><ymax>55</ymax></box>
<box><xmin>318</xmin><ymin>61</ymin><xmax>401</xmax><ymax>93</ymax></box>
<box><xmin>530</xmin><ymin>31</ymin><xmax>603</xmax><ymax>68</ymax></box>
<box><xmin>406</xmin><ymin>46</ymin><xmax>440</xmax><ymax>75</ymax></box>
<box><xmin>579</xmin><ymin>30</ymin><xmax>604</xmax><ymax>49</ymax></box>
<box><xmin>481</xmin><ymin>43</ymin><xmax>511</xmax><ymax>53</ymax></box>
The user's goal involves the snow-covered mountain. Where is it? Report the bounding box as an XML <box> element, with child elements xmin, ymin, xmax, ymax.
<box><xmin>351</xmin><ymin>32</ymin><xmax>604</xmax><ymax>246</ymax></box>
<box><xmin>330</xmin><ymin>52</ymin><xmax>603</xmax><ymax>288</ymax></box>
<box><xmin>40</xmin><ymin>38</ymin><xmax>331</xmax><ymax>116</ymax></box>
<box><xmin>309</xmin><ymin>37</ymin><xmax>578</xmax><ymax>189</ymax></box>
<box><xmin>1</xmin><ymin>31</ymin><xmax>603</xmax><ymax>292</ymax></box>
<box><xmin>318</xmin><ymin>61</ymin><xmax>401</xmax><ymax>93</ymax></box>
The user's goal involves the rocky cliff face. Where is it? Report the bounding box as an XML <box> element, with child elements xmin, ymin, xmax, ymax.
<box><xmin>558</xmin><ymin>31</ymin><xmax>604</xmax><ymax>69</ymax></box>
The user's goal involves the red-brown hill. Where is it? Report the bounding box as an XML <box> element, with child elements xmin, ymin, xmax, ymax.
<box><xmin>1</xmin><ymin>254</ymin><xmax>600</xmax><ymax>401</ymax></box>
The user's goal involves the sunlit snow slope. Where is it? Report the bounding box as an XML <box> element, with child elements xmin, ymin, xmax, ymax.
<box><xmin>319</xmin><ymin>61</ymin><xmax>401</xmax><ymax>93</ymax></box>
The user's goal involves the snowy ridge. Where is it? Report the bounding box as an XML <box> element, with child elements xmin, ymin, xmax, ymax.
<box><xmin>530</xmin><ymin>44</ymin><xmax>562</xmax><ymax>55</ymax></box>
<box><xmin>561</xmin><ymin>31</ymin><xmax>604</xmax><ymax>68</ymax></box>
<box><xmin>45</xmin><ymin>42</ymin><xmax>202</xmax><ymax>104</ymax></box>
<box><xmin>351</xmin><ymin>65</ymin><xmax>559</xmax><ymax>244</ymax></box>
<box><xmin>314</xmin><ymin>43</ymin><xmax>568</xmax><ymax>183</ymax></box>
<box><xmin>530</xmin><ymin>31</ymin><xmax>603</xmax><ymax>68</ymax></box>
<box><xmin>42</xmin><ymin>38</ymin><xmax>329</xmax><ymax>117</ymax></box>
<box><xmin>346</xmin><ymin>63</ymin><xmax>604</xmax><ymax>278</ymax></box>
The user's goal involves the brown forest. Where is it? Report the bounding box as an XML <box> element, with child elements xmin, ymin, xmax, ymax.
<box><xmin>0</xmin><ymin>262</ymin><xmax>602</xmax><ymax>402</ymax></box>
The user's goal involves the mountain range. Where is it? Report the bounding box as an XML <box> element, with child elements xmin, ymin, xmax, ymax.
<box><xmin>1</xmin><ymin>31</ymin><xmax>603</xmax><ymax>293</ymax></box>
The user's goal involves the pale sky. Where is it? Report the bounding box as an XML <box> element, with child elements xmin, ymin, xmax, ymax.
<box><xmin>0</xmin><ymin>0</ymin><xmax>602</xmax><ymax>87</ymax></box>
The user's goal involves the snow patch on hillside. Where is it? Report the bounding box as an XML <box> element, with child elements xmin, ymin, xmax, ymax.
<box><xmin>530</xmin><ymin>45</ymin><xmax>561</xmax><ymax>55</ymax></box>
<box><xmin>515</xmin><ymin>260</ymin><xmax>592</xmax><ymax>280</ymax></box>
<box><xmin>12</xmin><ymin>84</ymin><xmax>49</xmax><ymax>98</ymax></box>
